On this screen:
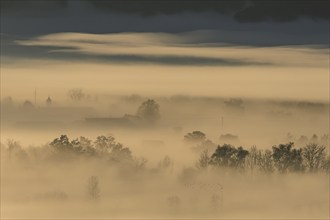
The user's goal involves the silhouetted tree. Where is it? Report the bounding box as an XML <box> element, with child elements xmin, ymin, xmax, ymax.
<box><xmin>136</xmin><ymin>99</ymin><xmax>160</xmax><ymax>124</ymax></box>
<box><xmin>71</xmin><ymin>138</ymin><xmax>83</xmax><ymax>154</ymax></box>
<box><xmin>184</xmin><ymin>131</ymin><xmax>216</xmax><ymax>153</ymax></box>
<box><xmin>272</xmin><ymin>142</ymin><xmax>304</xmax><ymax>173</ymax></box>
<box><xmin>211</xmin><ymin>144</ymin><xmax>236</xmax><ymax>167</ymax></box>
<box><xmin>302</xmin><ymin>143</ymin><xmax>326</xmax><ymax>172</ymax></box>
<box><xmin>184</xmin><ymin>131</ymin><xmax>206</xmax><ymax>144</ymax></box>
<box><xmin>70</xmin><ymin>136</ymin><xmax>95</xmax><ymax>155</ymax></box>
<box><xmin>94</xmin><ymin>135</ymin><xmax>132</xmax><ymax>161</ymax></box>
<box><xmin>49</xmin><ymin>134</ymin><xmax>133</xmax><ymax>163</ymax></box>
<box><xmin>109</xmin><ymin>143</ymin><xmax>132</xmax><ymax>162</ymax></box>
<box><xmin>245</xmin><ymin>146</ymin><xmax>259</xmax><ymax>175</ymax></box>
<box><xmin>78</xmin><ymin>136</ymin><xmax>95</xmax><ymax>155</ymax></box>
<box><xmin>257</xmin><ymin>150</ymin><xmax>274</xmax><ymax>173</ymax></box>
<box><xmin>50</xmin><ymin>135</ymin><xmax>73</xmax><ymax>152</ymax></box>
<box><xmin>94</xmin><ymin>135</ymin><xmax>115</xmax><ymax>154</ymax></box>
<box><xmin>236</xmin><ymin>146</ymin><xmax>249</xmax><ymax>167</ymax></box>
<box><xmin>210</xmin><ymin>144</ymin><xmax>249</xmax><ymax>169</ymax></box>
<box><xmin>246</xmin><ymin>147</ymin><xmax>274</xmax><ymax>174</ymax></box>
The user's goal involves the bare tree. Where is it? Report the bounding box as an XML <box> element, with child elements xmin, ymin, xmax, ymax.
<box><xmin>196</xmin><ymin>149</ymin><xmax>210</xmax><ymax>170</ymax></box>
<box><xmin>302</xmin><ymin>143</ymin><xmax>326</xmax><ymax>172</ymax></box>
<box><xmin>257</xmin><ymin>150</ymin><xmax>274</xmax><ymax>173</ymax></box>
<box><xmin>68</xmin><ymin>88</ymin><xmax>85</xmax><ymax>102</ymax></box>
<box><xmin>87</xmin><ymin>176</ymin><xmax>100</xmax><ymax>200</ymax></box>
<box><xmin>245</xmin><ymin>146</ymin><xmax>259</xmax><ymax>176</ymax></box>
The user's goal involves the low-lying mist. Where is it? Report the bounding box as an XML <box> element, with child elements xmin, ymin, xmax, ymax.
<box><xmin>1</xmin><ymin>93</ymin><xmax>329</xmax><ymax>146</ymax></box>
<box><xmin>1</xmin><ymin>94</ymin><xmax>329</xmax><ymax>219</ymax></box>
<box><xmin>1</xmin><ymin>1</ymin><xmax>329</xmax><ymax>219</ymax></box>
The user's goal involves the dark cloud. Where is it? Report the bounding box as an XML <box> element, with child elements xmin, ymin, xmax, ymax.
<box><xmin>234</xmin><ymin>0</ymin><xmax>330</xmax><ymax>22</ymax></box>
<box><xmin>2</xmin><ymin>0</ymin><xmax>328</xmax><ymax>21</ymax></box>
<box><xmin>89</xmin><ymin>0</ymin><xmax>244</xmax><ymax>16</ymax></box>
<box><xmin>90</xmin><ymin>0</ymin><xmax>330</xmax><ymax>22</ymax></box>
<box><xmin>1</xmin><ymin>1</ymin><xmax>328</xmax><ymax>48</ymax></box>
<box><xmin>0</xmin><ymin>0</ymin><xmax>68</xmax><ymax>16</ymax></box>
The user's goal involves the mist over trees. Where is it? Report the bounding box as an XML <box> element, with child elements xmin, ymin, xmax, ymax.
<box><xmin>272</xmin><ymin>143</ymin><xmax>304</xmax><ymax>173</ymax></box>
<box><xmin>87</xmin><ymin>176</ymin><xmax>100</xmax><ymax>201</ymax></box>
<box><xmin>210</xmin><ymin>144</ymin><xmax>249</xmax><ymax>170</ymax></box>
<box><xmin>136</xmin><ymin>99</ymin><xmax>160</xmax><ymax>124</ymax></box>
<box><xmin>49</xmin><ymin>135</ymin><xmax>133</xmax><ymax>164</ymax></box>
<box><xmin>183</xmin><ymin>131</ymin><xmax>329</xmax><ymax>174</ymax></box>
<box><xmin>1</xmin><ymin>0</ymin><xmax>329</xmax><ymax>217</ymax></box>
<box><xmin>184</xmin><ymin>131</ymin><xmax>217</xmax><ymax>153</ymax></box>
<box><xmin>1</xmin><ymin>96</ymin><xmax>329</xmax><ymax>217</ymax></box>
<box><xmin>1</xmin><ymin>130</ymin><xmax>329</xmax><ymax>219</ymax></box>
<box><xmin>68</xmin><ymin>89</ymin><xmax>85</xmax><ymax>102</ymax></box>
<box><xmin>3</xmin><ymin>132</ymin><xmax>329</xmax><ymax>175</ymax></box>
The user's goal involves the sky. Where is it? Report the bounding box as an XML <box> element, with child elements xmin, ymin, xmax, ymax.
<box><xmin>1</xmin><ymin>0</ymin><xmax>329</xmax><ymax>102</ymax></box>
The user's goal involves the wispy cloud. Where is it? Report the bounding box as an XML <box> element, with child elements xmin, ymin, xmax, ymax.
<box><xmin>4</xmin><ymin>32</ymin><xmax>326</xmax><ymax>68</ymax></box>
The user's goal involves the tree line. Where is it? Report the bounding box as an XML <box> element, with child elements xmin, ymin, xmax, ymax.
<box><xmin>186</xmin><ymin>131</ymin><xmax>330</xmax><ymax>173</ymax></box>
<box><xmin>2</xmin><ymin>132</ymin><xmax>329</xmax><ymax>174</ymax></box>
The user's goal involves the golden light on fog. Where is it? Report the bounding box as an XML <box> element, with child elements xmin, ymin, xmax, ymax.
<box><xmin>1</xmin><ymin>7</ymin><xmax>329</xmax><ymax>220</ymax></box>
